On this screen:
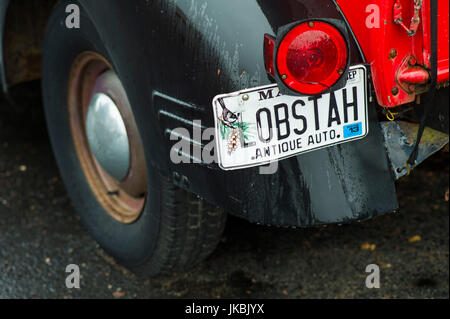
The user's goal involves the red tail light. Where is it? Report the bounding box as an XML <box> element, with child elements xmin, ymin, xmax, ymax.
<box><xmin>264</xmin><ymin>34</ymin><xmax>276</xmax><ymax>77</ymax></box>
<box><xmin>274</xmin><ymin>21</ymin><xmax>349</xmax><ymax>95</ymax></box>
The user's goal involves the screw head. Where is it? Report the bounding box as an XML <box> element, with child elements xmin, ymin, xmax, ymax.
<box><xmin>337</xmin><ymin>68</ymin><xmax>344</xmax><ymax>75</ymax></box>
<box><xmin>242</xmin><ymin>94</ymin><xmax>249</xmax><ymax>101</ymax></box>
<box><xmin>392</xmin><ymin>87</ymin><xmax>399</xmax><ymax>95</ymax></box>
<box><xmin>308</xmin><ymin>21</ymin><xmax>315</xmax><ymax>28</ymax></box>
<box><xmin>389</xmin><ymin>49</ymin><xmax>398</xmax><ymax>59</ymax></box>
<box><xmin>281</xmin><ymin>74</ymin><xmax>288</xmax><ymax>80</ymax></box>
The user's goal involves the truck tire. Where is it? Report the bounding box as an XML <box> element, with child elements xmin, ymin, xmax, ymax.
<box><xmin>41</xmin><ymin>1</ymin><xmax>226</xmax><ymax>276</ymax></box>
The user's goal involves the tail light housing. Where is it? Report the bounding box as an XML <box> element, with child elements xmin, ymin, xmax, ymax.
<box><xmin>266</xmin><ymin>20</ymin><xmax>350</xmax><ymax>96</ymax></box>
<box><xmin>264</xmin><ymin>34</ymin><xmax>276</xmax><ymax>77</ymax></box>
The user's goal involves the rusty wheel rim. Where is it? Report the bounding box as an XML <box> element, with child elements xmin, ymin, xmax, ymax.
<box><xmin>68</xmin><ymin>51</ymin><xmax>147</xmax><ymax>224</ymax></box>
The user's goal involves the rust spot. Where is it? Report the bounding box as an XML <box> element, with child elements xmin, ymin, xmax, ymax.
<box><xmin>389</xmin><ymin>49</ymin><xmax>398</xmax><ymax>60</ymax></box>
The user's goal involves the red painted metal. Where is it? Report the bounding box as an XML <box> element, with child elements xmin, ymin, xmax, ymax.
<box><xmin>393</xmin><ymin>0</ymin><xmax>422</xmax><ymax>36</ymax></box>
<box><xmin>264</xmin><ymin>34</ymin><xmax>276</xmax><ymax>76</ymax></box>
<box><xmin>398</xmin><ymin>67</ymin><xmax>430</xmax><ymax>83</ymax></box>
<box><xmin>336</xmin><ymin>0</ymin><xmax>449</xmax><ymax>107</ymax></box>
<box><xmin>396</xmin><ymin>54</ymin><xmax>430</xmax><ymax>93</ymax></box>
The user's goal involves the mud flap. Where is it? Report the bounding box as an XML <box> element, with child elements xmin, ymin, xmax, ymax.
<box><xmin>228</xmin><ymin>103</ymin><xmax>399</xmax><ymax>227</ymax></box>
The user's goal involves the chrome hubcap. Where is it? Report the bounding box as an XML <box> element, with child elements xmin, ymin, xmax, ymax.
<box><xmin>86</xmin><ymin>93</ymin><xmax>130</xmax><ymax>181</ymax></box>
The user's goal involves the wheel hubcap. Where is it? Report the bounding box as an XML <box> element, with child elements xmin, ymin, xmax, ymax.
<box><xmin>68</xmin><ymin>52</ymin><xmax>147</xmax><ymax>224</ymax></box>
<box><xmin>86</xmin><ymin>92</ymin><xmax>130</xmax><ymax>181</ymax></box>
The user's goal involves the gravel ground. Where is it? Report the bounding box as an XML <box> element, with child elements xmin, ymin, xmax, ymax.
<box><xmin>0</xmin><ymin>88</ymin><xmax>448</xmax><ymax>299</ymax></box>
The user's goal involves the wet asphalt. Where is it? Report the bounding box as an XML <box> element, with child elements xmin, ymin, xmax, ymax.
<box><xmin>0</xmin><ymin>86</ymin><xmax>448</xmax><ymax>299</ymax></box>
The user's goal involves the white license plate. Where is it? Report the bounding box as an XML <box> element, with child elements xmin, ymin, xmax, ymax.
<box><xmin>212</xmin><ymin>65</ymin><xmax>369</xmax><ymax>170</ymax></box>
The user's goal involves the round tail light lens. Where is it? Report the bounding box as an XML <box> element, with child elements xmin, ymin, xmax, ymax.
<box><xmin>276</xmin><ymin>21</ymin><xmax>349</xmax><ymax>95</ymax></box>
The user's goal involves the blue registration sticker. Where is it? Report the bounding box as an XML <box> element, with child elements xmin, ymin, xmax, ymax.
<box><xmin>343</xmin><ymin>122</ymin><xmax>363</xmax><ymax>139</ymax></box>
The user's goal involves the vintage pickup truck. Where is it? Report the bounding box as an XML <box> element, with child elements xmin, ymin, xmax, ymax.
<box><xmin>0</xmin><ymin>0</ymin><xmax>448</xmax><ymax>276</ymax></box>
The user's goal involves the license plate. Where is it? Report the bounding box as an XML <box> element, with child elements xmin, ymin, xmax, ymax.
<box><xmin>212</xmin><ymin>65</ymin><xmax>369</xmax><ymax>170</ymax></box>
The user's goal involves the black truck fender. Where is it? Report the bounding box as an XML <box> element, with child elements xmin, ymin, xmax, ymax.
<box><xmin>1</xmin><ymin>0</ymin><xmax>398</xmax><ymax>227</ymax></box>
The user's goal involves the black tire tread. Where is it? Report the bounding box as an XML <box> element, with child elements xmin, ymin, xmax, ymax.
<box><xmin>137</xmin><ymin>177</ymin><xmax>227</xmax><ymax>276</ymax></box>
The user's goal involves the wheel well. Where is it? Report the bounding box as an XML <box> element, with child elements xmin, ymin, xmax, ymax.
<box><xmin>2</xmin><ymin>0</ymin><xmax>57</xmax><ymax>89</ymax></box>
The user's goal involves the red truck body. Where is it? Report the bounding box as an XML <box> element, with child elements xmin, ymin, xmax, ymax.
<box><xmin>337</xmin><ymin>0</ymin><xmax>449</xmax><ymax>107</ymax></box>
